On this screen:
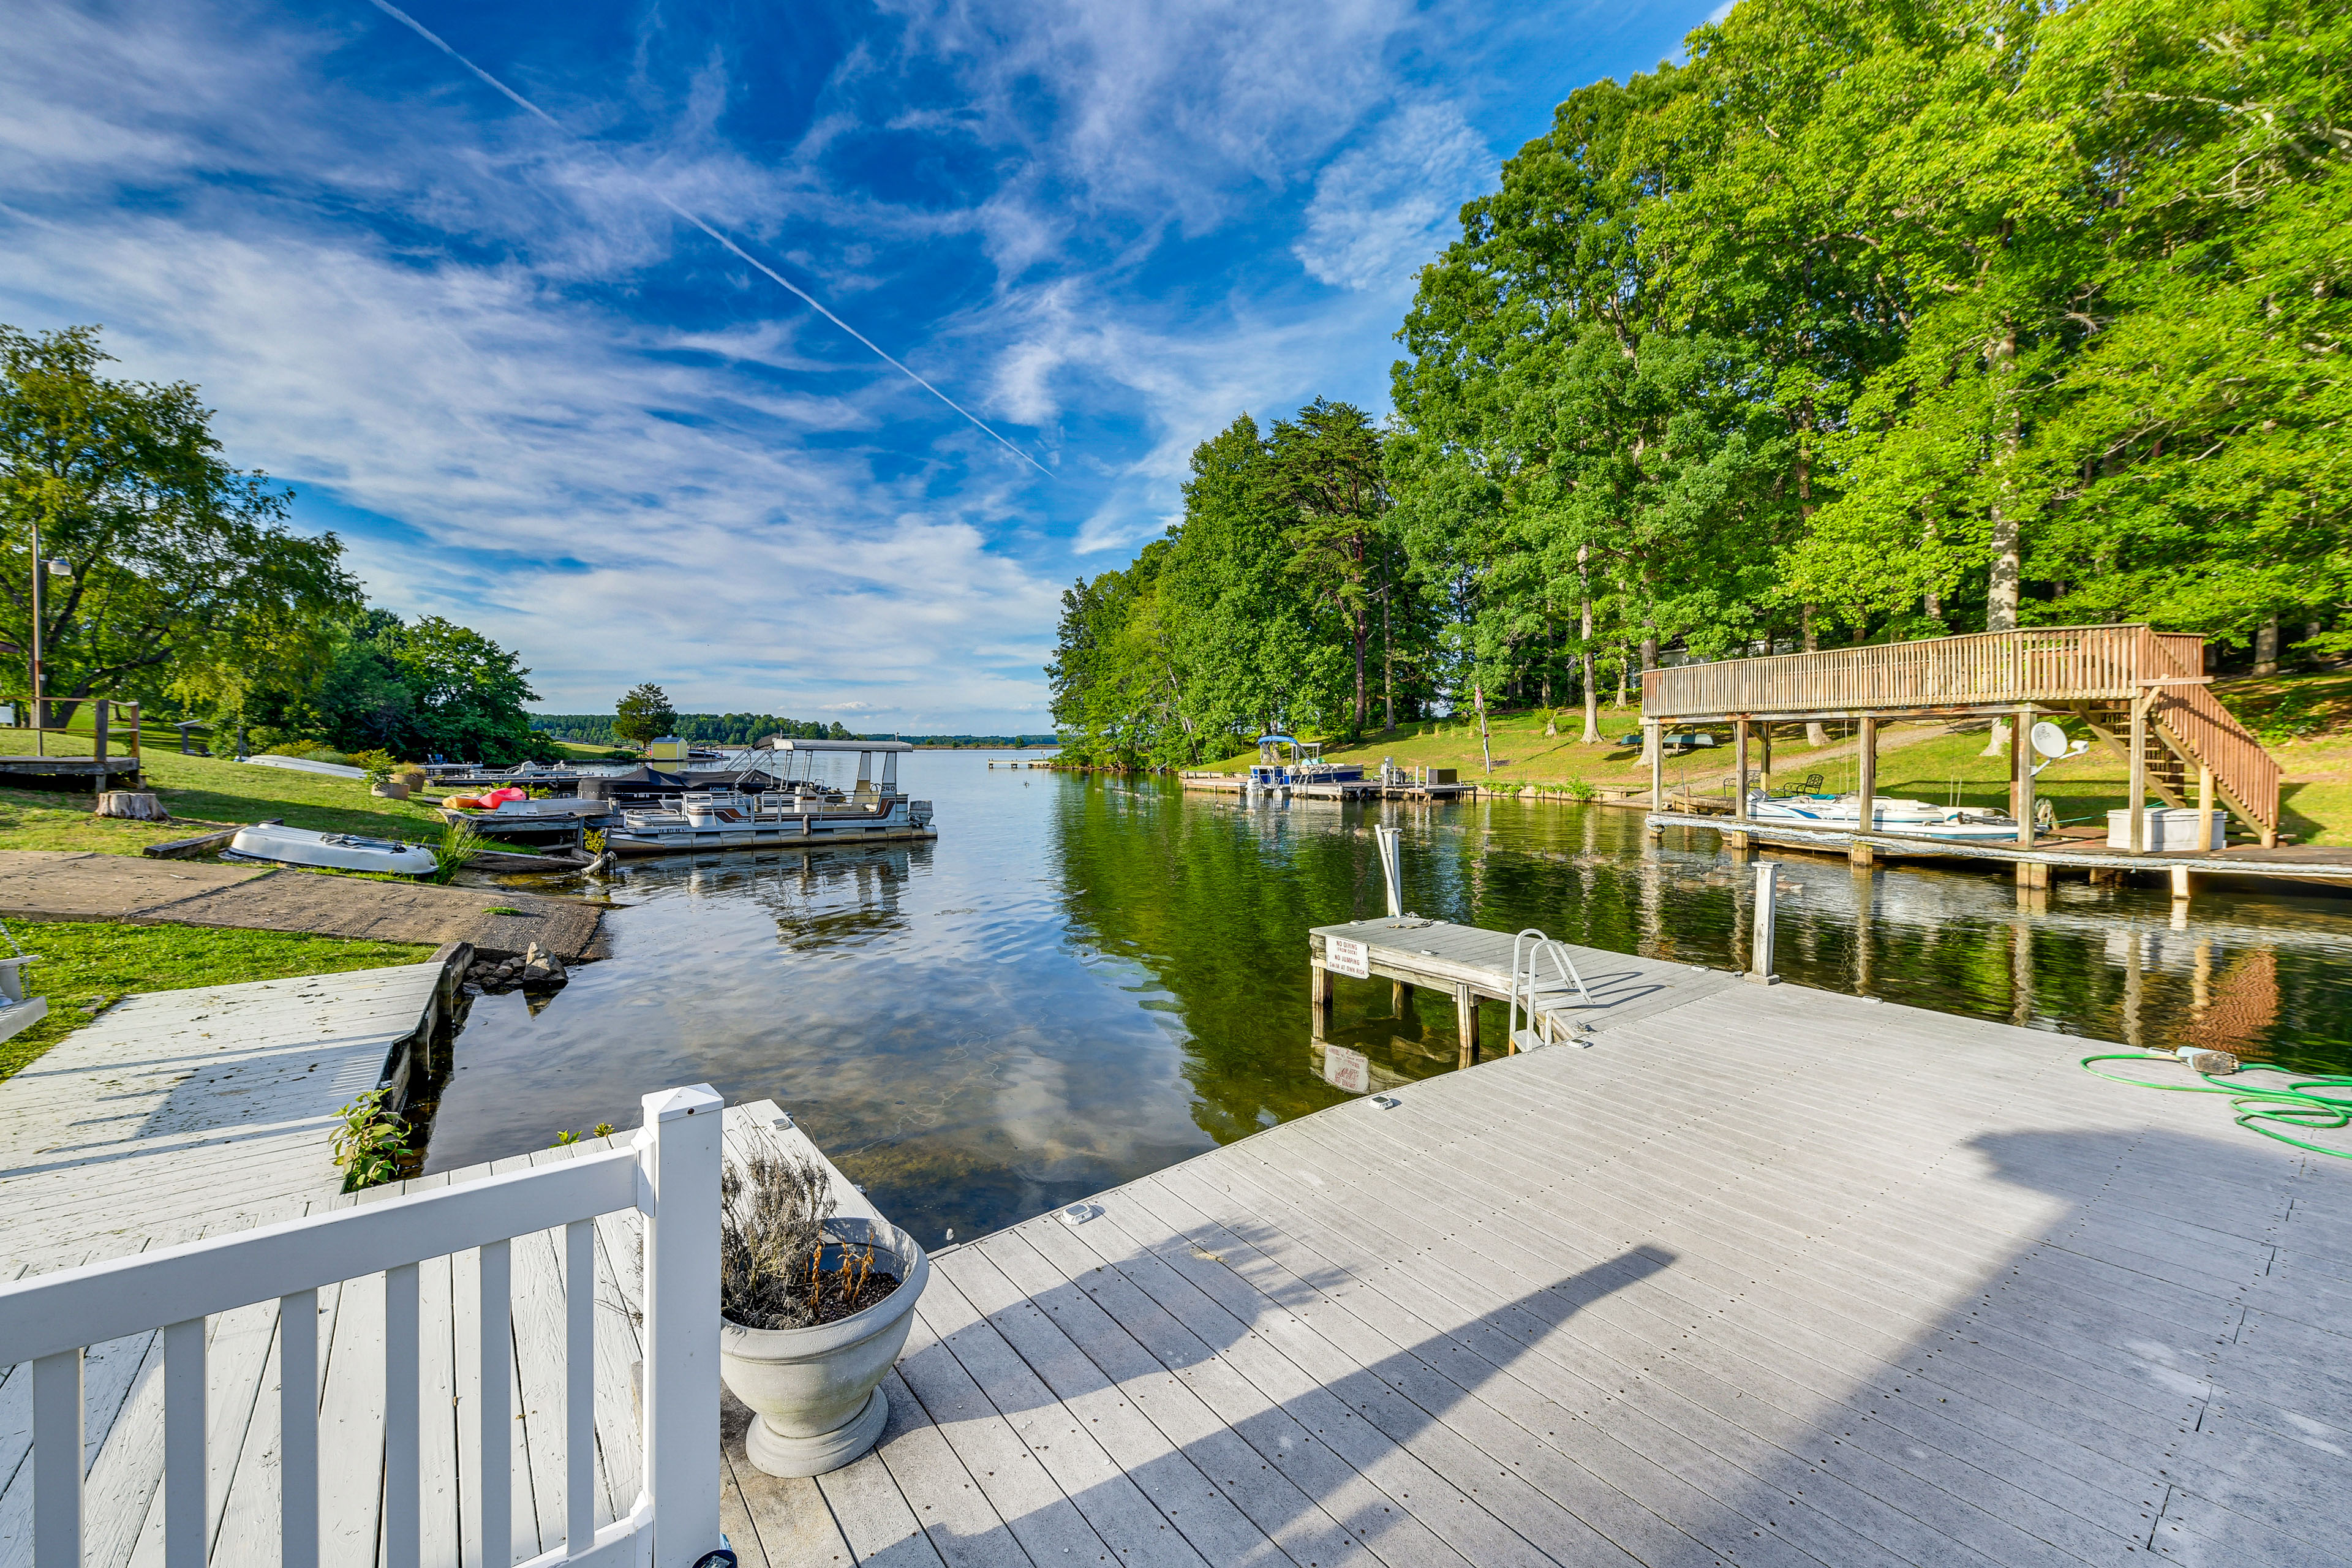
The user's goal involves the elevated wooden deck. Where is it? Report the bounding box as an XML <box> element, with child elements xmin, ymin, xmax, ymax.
<box><xmin>1641</xmin><ymin>625</ymin><xmax>2282</xmax><ymax>844</ymax></box>
<box><xmin>733</xmin><ymin>962</ymin><xmax>2352</xmax><ymax>1567</ymax></box>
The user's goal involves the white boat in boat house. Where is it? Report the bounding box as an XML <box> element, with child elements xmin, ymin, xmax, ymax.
<box><xmin>603</xmin><ymin>736</ymin><xmax>935</xmax><ymax>856</ymax></box>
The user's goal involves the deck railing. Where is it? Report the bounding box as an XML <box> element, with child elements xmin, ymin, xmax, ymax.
<box><xmin>0</xmin><ymin>1084</ymin><xmax>725</xmax><ymax>1568</ymax></box>
<box><xmin>0</xmin><ymin>699</ymin><xmax>143</xmax><ymax>763</ymax></box>
<box><xmin>2141</xmin><ymin>629</ymin><xmax>2283</xmax><ymax>838</ymax></box>
<box><xmin>1642</xmin><ymin>625</ymin><xmax>2158</xmax><ymax>717</ymax></box>
<box><xmin>1643</xmin><ymin>624</ymin><xmax>2280</xmax><ymax>834</ymax></box>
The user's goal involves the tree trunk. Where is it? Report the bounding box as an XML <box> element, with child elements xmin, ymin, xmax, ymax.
<box><xmin>1381</xmin><ymin>586</ymin><xmax>1395</xmax><ymax>733</ymax></box>
<box><xmin>1985</xmin><ymin>319</ymin><xmax>2023</xmax><ymax>632</ymax></box>
<box><xmin>1353</xmin><ymin>607</ymin><xmax>1368</xmax><ymax>729</ymax></box>
<box><xmin>95</xmin><ymin>791</ymin><xmax>170</xmax><ymax>821</ymax></box>
<box><xmin>2255</xmin><ymin>616</ymin><xmax>2280</xmax><ymax>676</ymax></box>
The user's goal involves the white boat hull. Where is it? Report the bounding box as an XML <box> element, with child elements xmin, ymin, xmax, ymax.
<box><xmin>1747</xmin><ymin>795</ymin><xmax>2026</xmax><ymax>842</ymax></box>
<box><xmin>606</xmin><ymin>794</ymin><xmax>937</xmax><ymax>856</ymax></box>
<box><xmin>226</xmin><ymin>823</ymin><xmax>439</xmax><ymax>875</ymax></box>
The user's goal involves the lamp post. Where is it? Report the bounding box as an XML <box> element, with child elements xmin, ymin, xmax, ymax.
<box><xmin>28</xmin><ymin>518</ymin><xmax>43</xmax><ymax>757</ymax></box>
<box><xmin>26</xmin><ymin>521</ymin><xmax>69</xmax><ymax>756</ymax></box>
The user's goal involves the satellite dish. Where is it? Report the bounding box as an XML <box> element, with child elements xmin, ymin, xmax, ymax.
<box><xmin>2030</xmin><ymin>721</ymin><xmax>2070</xmax><ymax>760</ymax></box>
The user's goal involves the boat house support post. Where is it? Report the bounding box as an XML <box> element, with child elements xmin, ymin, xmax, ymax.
<box><xmin>2198</xmin><ymin>764</ymin><xmax>2215</xmax><ymax>849</ymax></box>
<box><xmin>1759</xmin><ymin>723</ymin><xmax>1772</xmax><ymax>797</ymax></box>
<box><xmin>1646</xmin><ymin>720</ymin><xmax>1664</xmax><ymax>839</ymax></box>
<box><xmin>1734</xmin><ymin>719</ymin><xmax>1751</xmax><ymax>822</ymax></box>
<box><xmin>1851</xmin><ymin>717</ymin><xmax>1877</xmax><ymax>868</ymax></box>
<box><xmin>2128</xmin><ymin>692</ymin><xmax>2150</xmax><ymax>854</ymax></box>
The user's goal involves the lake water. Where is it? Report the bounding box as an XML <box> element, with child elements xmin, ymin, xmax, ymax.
<box><xmin>423</xmin><ymin>752</ymin><xmax>2352</xmax><ymax>1244</ymax></box>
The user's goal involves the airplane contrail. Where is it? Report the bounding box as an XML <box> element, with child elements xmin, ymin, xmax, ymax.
<box><xmin>366</xmin><ymin>0</ymin><xmax>1053</xmax><ymax>477</ymax></box>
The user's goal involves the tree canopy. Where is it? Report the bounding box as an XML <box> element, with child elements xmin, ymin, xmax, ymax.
<box><xmin>1050</xmin><ymin>0</ymin><xmax>2351</xmax><ymax>757</ymax></box>
<box><xmin>613</xmin><ymin>682</ymin><xmax>679</xmax><ymax>749</ymax></box>
<box><xmin>0</xmin><ymin>324</ymin><xmax>357</xmax><ymax>724</ymax></box>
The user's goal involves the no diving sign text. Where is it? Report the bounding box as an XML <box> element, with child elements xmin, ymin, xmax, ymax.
<box><xmin>1326</xmin><ymin>936</ymin><xmax>1370</xmax><ymax>979</ymax></box>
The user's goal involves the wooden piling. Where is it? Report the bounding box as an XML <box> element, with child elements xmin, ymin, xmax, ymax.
<box><xmin>1392</xmin><ymin>979</ymin><xmax>1412</xmax><ymax>1017</ymax></box>
<box><xmin>1310</xmin><ymin>960</ymin><xmax>1331</xmax><ymax>1039</ymax></box>
<box><xmin>1734</xmin><ymin>718</ymin><xmax>1751</xmax><ymax>822</ymax></box>
<box><xmin>2014</xmin><ymin>704</ymin><xmax>2036</xmax><ymax>848</ymax></box>
<box><xmin>1454</xmin><ymin>981</ymin><xmax>1479</xmax><ymax>1068</ymax></box>
<box><xmin>2128</xmin><ymin>692</ymin><xmax>2150</xmax><ymax>853</ymax></box>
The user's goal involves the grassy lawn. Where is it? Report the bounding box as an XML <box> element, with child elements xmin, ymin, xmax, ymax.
<box><xmin>0</xmin><ymin>919</ymin><xmax>434</xmax><ymax>1082</ymax></box>
<box><xmin>0</xmin><ymin>737</ymin><xmax>453</xmax><ymax>856</ymax></box>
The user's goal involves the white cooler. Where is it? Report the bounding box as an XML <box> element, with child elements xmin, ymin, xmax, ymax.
<box><xmin>2106</xmin><ymin>808</ymin><xmax>2225</xmax><ymax>852</ymax></box>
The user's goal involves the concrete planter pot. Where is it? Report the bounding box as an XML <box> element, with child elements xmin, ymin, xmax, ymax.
<box><xmin>369</xmin><ymin>780</ymin><xmax>410</xmax><ymax>799</ymax></box>
<box><xmin>720</xmin><ymin>1220</ymin><xmax>929</xmax><ymax>1477</ymax></box>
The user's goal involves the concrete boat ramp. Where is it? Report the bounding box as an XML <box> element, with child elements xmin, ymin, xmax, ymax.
<box><xmin>4</xmin><ymin>938</ymin><xmax>2348</xmax><ymax>1565</ymax></box>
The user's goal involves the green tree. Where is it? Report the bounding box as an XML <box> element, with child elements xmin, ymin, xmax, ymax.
<box><xmin>614</xmin><ymin>682</ymin><xmax>677</xmax><ymax>750</ymax></box>
<box><xmin>0</xmin><ymin>324</ymin><xmax>357</xmax><ymax>724</ymax></box>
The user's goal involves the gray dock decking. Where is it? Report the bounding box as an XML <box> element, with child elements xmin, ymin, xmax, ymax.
<box><xmin>6</xmin><ymin>947</ymin><xmax>2347</xmax><ymax>1566</ymax></box>
<box><xmin>736</xmin><ymin>971</ymin><xmax>2351</xmax><ymax>1567</ymax></box>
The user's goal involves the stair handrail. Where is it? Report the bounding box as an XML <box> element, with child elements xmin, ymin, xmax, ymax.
<box><xmin>2136</xmin><ymin>628</ymin><xmax>2282</xmax><ymax>839</ymax></box>
<box><xmin>1507</xmin><ymin>928</ymin><xmax>1595</xmax><ymax>1049</ymax></box>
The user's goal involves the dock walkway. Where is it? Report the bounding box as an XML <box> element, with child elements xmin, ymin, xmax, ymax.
<box><xmin>739</xmin><ymin>970</ymin><xmax>2351</xmax><ymax>1566</ymax></box>
<box><xmin>0</xmin><ymin>850</ymin><xmax>607</xmax><ymax>960</ymax></box>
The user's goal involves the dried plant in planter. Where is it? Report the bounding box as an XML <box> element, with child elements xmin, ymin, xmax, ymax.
<box><xmin>720</xmin><ymin>1144</ymin><xmax>902</xmax><ymax>1330</ymax></box>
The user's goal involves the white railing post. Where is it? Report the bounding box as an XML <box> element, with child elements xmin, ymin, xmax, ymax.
<box><xmin>32</xmin><ymin>1349</ymin><xmax>81</xmax><ymax>1568</ymax></box>
<box><xmin>638</xmin><ymin>1084</ymin><xmax>724</xmax><ymax>1568</ymax></box>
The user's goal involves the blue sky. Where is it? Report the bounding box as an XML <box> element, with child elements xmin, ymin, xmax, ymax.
<box><xmin>2</xmin><ymin>0</ymin><xmax>1721</xmax><ymax>729</ymax></box>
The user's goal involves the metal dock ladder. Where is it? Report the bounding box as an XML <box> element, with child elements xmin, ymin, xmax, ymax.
<box><xmin>1506</xmin><ymin>929</ymin><xmax>1595</xmax><ymax>1052</ymax></box>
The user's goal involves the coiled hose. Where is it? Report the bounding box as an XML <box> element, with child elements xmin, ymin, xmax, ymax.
<box><xmin>2081</xmin><ymin>1054</ymin><xmax>2352</xmax><ymax>1158</ymax></box>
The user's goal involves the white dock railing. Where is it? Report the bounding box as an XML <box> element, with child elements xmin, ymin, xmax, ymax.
<box><xmin>0</xmin><ymin>1084</ymin><xmax>726</xmax><ymax>1568</ymax></box>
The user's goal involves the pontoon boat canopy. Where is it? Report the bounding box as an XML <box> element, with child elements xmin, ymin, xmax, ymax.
<box><xmin>762</xmin><ymin>736</ymin><xmax>915</xmax><ymax>753</ymax></box>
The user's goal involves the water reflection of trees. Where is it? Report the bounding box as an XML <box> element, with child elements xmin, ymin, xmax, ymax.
<box><xmin>1057</xmin><ymin>784</ymin><xmax>2351</xmax><ymax>1133</ymax></box>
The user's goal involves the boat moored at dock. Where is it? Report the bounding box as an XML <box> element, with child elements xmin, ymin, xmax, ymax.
<box><xmin>603</xmin><ymin>737</ymin><xmax>937</xmax><ymax>856</ymax></box>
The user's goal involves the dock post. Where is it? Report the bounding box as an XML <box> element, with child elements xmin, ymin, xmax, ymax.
<box><xmin>2014</xmin><ymin>704</ymin><xmax>2035</xmax><ymax>847</ymax></box>
<box><xmin>1454</xmin><ymin>982</ymin><xmax>1479</xmax><ymax>1067</ymax></box>
<box><xmin>1851</xmin><ymin>716</ymin><xmax>1877</xmax><ymax>867</ymax></box>
<box><xmin>2015</xmin><ymin>859</ymin><xmax>2049</xmax><ymax>889</ymax></box>
<box><xmin>1310</xmin><ymin>960</ymin><xmax>1332</xmax><ymax>1039</ymax></box>
<box><xmin>1392</xmin><ymin>979</ymin><xmax>1412</xmax><ymax>1017</ymax></box>
<box><xmin>2171</xmin><ymin>864</ymin><xmax>2192</xmax><ymax>903</ymax></box>
<box><xmin>2127</xmin><ymin>692</ymin><xmax>2149</xmax><ymax>853</ymax></box>
<box><xmin>1746</xmin><ymin>861</ymin><xmax>1780</xmax><ymax>984</ymax></box>
<box><xmin>1734</xmin><ymin>719</ymin><xmax>1751</xmax><ymax>821</ymax></box>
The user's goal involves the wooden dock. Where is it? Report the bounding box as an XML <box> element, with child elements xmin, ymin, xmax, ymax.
<box><xmin>10</xmin><ymin>935</ymin><xmax>2348</xmax><ymax>1566</ymax></box>
<box><xmin>1179</xmin><ymin>773</ymin><xmax>1477</xmax><ymax>802</ymax></box>
<box><xmin>1643</xmin><ymin>810</ymin><xmax>2352</xmax><ymax>895</ymax></box>
<box><xmin>728</xmin><ymin>965</ymin><xmax>2352</xmax><ymax>1566</ymax></box>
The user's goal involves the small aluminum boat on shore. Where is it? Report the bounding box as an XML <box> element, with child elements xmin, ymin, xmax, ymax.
<box><xmin>224</xmin><ymin>822</ymin><xmax>439</xmax><ymax>875</ymax></box>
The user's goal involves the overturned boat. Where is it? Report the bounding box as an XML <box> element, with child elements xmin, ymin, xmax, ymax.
<box><xmin>225</xmin><ymin>822</ymin><xmax>440</xmax><ymax>875</ymax></box>
<box><xmin>603</xmin><ymin>737</ymin><xmax>935</xmax><ymax>856</ymax></box>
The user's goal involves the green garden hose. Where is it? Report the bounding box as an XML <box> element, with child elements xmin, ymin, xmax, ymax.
<box><xmin>2081</xmin><ymin>1054</ymin><xmax>2352</xmax><ymax>1158</ymax></box>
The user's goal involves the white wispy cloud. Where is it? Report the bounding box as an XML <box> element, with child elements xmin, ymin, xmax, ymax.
<box><xmin>1294</xmin><ymin>101</ymin><xmax>1493</xmax><ymax>293</ymax></box>
<box><xmin>0</xmin><ymin>0</ymin><xmax>1545</xmax><ymax>722</ymax></box>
